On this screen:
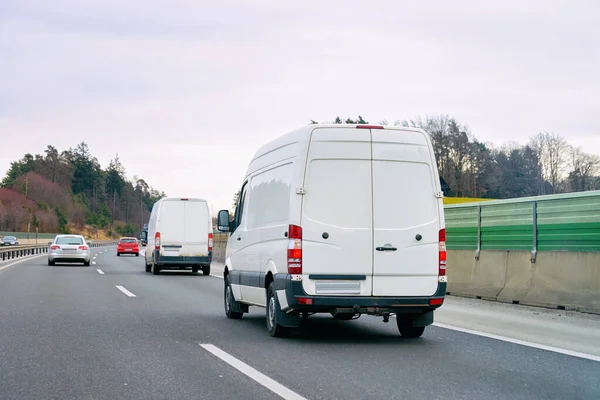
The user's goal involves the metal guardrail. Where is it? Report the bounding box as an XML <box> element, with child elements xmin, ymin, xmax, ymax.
<box><xmin>0</xmin><ymin>241</ymin><xmax>118</xmax><ymax>262</ymax></box>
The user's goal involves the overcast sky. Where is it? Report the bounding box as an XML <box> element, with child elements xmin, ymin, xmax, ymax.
<box><xmin>1</xmin><ymin>0</ymin><xmax>599</xmax><ymax>211</ymax></box>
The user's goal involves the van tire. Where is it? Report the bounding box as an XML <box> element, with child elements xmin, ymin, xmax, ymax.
<box><xmin>151</xmin><ymin>261</ymin><xmax>161</xmax><ymax>275</ymax></box>
<box><xmin>145</xmin><ymin>262</ymin><xmax>151</xmax><ymax>273</ymax></box>
<box><xmin>202</xmin><ymin>265</ymin><xmax>211</xmax><ymax>276</ymax></box>
<box><xmin>224</xmin><ymin>276</ymin><xmax>243</xmax><ymax>319</ymax></box>
<box><xmin>266</xmin><ymin>282</ymin><xmax>290</xmax><ymax>338</ymax></box>
<box><xmin>397</xmin><ymin>318</ymin><xmax>425</xmax><ymax>338</ymax></box>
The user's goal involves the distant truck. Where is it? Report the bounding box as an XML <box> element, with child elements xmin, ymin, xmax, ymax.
<box><xmin>139</xmin><ymin>224</ymin><xmax>148</xmax><ymax>246</ymax></box>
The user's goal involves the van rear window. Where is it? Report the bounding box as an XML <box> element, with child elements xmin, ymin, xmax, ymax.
<box><xmin>373</xmin><ymin>161</ymin><xmax>438</xmax><ymax>229</ymax></box>
<box><xmin>303</xmin><ymin>159</ymin><xmax>372</xmax><ymax>229</ymax></box>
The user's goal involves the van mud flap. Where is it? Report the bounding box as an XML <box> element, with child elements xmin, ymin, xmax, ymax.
<box><xmin>276</xmin><ymin>300</ymin><xmax>300</xmax><ymax>328</ymax></box>
<box><xmin>396</xmin><ymin>310</ymin><xmax>434</xmax><ymax>327</ymax></box>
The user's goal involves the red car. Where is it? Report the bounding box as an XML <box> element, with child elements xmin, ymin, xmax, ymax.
<box><xmin>117</xmin><ymin>237</ymin><xmax>140</xmax><ymax>256</ymax></box>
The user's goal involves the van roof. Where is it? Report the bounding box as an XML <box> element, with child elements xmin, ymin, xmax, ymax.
<box><xmin>252</xmin><ymin>124</ymin><xmax>429</xmax><ymax>162</ymax></box>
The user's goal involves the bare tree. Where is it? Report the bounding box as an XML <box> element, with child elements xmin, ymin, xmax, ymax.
<box><xmin>568</xmin><ymin>147</ymin><xmax>600</xmax><ymax>192</ymax></box>
<box><xmin>529</xmin><ymin>132</ymin><xmax>569</xmax><ymax>194</ymax></box>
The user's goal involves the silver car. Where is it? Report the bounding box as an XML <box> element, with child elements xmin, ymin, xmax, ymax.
<box><xmin>1</xmin><ymin>236</ymin><xmax>19</xmax><ymax>246</ymax></box>
<box><xmin>48</xmin><ymin>235</ymin><xmax>91</xmax><ymax>266</ymax></box>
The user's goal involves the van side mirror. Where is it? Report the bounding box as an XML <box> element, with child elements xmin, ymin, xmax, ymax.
<box><xmin>217</xmin><ymin>210</ymin><xmax>231</xmax><ymax>232</ymax></box>
<box><xmin>47</xmin><ymin>242</ymin><xmax>52</xmax><ymax>246</ymax></box>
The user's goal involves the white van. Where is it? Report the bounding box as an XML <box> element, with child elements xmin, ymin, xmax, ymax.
<box><xmin>145</xmin><ymin>197</ymin><xmax>213</xmax><ymax>275</ymax></box>
<box><xmin>216</xmin><ymin>124</ymin><xmax>447</xmax><ymax>338</ymax></box>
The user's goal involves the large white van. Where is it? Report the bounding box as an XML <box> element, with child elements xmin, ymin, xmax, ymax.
<box><xmin>145</xmin><ymin>197</ymin><xmax>213</xmax><ymax>275</ymax></box>
<box><xmin>216</xmin><ymin>124</ymin><xmax>447</xmax><ymax>338</ymax></box>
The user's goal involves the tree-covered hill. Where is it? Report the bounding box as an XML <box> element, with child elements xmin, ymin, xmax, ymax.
<box><xmin>0</xmin><ymin>142</ymin><xmax>164</xmax><ymax>237</ymax></box>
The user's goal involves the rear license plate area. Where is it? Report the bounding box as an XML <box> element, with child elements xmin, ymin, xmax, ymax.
<box><xmin>315</xmin><ymin>282</ymin><xmax>361</xmax><ymax>295</ymax></box>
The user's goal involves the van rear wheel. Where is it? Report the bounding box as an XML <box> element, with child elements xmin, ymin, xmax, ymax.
<box><xmin>266</xmin><ymin>283</ymin><xmax>290</xmax><ymax>338</ymax></box>
<box><xmin>202</xmin><ymin>265</ymin><xmax>210</xmax><ymax>276</ymax></box>
<box><xmin>396</xmin><ymin>318</ymin><xmax>425</xmax><ymax>338</ymax></box>
<box><xmin>151</xmin><ymin>261</ymin><xmax>161</xmax><ymax>275</ymax></box>
<box><xmin>224</xmin><ymin>276</ymin><xmax>243</xmax><ymax>319</ymax></box>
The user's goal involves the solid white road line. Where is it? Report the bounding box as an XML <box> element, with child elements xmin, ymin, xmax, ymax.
<box><xmin>0</xmin><ymin>254</ymin><xmax>46</xmax><ymax>273</ymax></box>
<box><xmin>116</xmin><ymin>285</ymin><xmax>136</xmax><ymax>298</ymax></box>
<box><xmin>433</xmin><ymin>322</ymin><xmax>600</xmax><ymax>363</ymax></box>
<box><xmin>210</xmin><ymin>274</ymin><xmax>223</xmax><ymax>279</ymax></box>
<box><xmin>200</xmin><ymin>344</ymin><xmax>306</xmax><ymax>400</ymax></box>
<box><xmin>96</xmin><ymin>269</ymin><xmax>105</xmax><ymax>275</ymax></box>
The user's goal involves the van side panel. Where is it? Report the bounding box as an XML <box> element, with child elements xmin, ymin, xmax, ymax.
<box><xmin>371</xmin><ymin>130</ymin><xmax>441</xmax><ymax>296</ymax></box>
<box><xmin>145</xmin><ymin>200</ymin><xmax>161</xmax><ymax>261</ymax></box>
<box><xmin>228</xmin><ymin>141</ymin><xmax>300</xmax><ymax>306</ymax></box>
<box><xmin>242</xmin><ymin>162</ymin><xmax>295</xmax><ymax>305</ymax></box>
<box><xmin>300</xmin><ymin>128</ymin><xmax>373</xmax><ymax>296</ymax></box>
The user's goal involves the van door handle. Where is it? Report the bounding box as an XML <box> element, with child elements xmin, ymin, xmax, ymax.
<box><xmin>237</xmin><ymin>237</ymin><xmax>241</xmax><ymax>241</ymax></box>
<box><xmin>376</xmin><ymin>246</ymin><xmax>397</xmax><ymax>252</ymax></box>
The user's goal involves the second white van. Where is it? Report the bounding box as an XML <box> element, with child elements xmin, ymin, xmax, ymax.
<box><xmin>145</xmin><ymin>197</ymin><xmax>213</xmax><ymax>275</ymax></box>
<box><xmin>216</xmin><ymin>124</ymin><xmax>447</xmax><ymax>338</ymax></box>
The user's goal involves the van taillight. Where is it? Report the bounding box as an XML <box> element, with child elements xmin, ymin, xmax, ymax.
<box><xmin>439</xmin><ymin>228</ymin><xmax>447</xmax><ymax>276</ymax></box>
<box><xmin>287</xmin><ymin>225</ymin><xmax>302</xmax><ymax>275</ymax></box>
<box><xmin>208</xmin><ymin>233</ymin><xmax>213</xmax><ymax>252</ymax></box>
<box><xmin>155</xmin><ymin>232</ymin><xmax>161</xmax><ymax>250</ymax></box>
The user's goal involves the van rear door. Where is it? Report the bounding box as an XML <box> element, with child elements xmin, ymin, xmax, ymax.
<box><xmin>159</xmin><ymin>199</ymin><xmax>210</xmax><ymax>258</ymax></box>
<box><xmin>183</xmin><ymin>199</ymin><xmax>210</xmax><ymax>257</ymax></box>
<box><xmin>371</xmin><ymin>129</ymin><xmax>441</xmax><ymax>296</ymax></box>
<box><xmin>158</xmin><ymin>199</ymin><xmax>186</xmax><ymax>257</ymax></box>
<box><xmin>300</xmin><ymin>127</ymin><xmax>373</xmax><ymax>296</ymax></box>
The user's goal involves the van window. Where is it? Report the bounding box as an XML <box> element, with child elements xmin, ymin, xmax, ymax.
<box><xmin>185</xmin><ymin>201</ymin><xmax>209</xmax><ymax>243</ymax></box>
<box><xmin>233</xmin><ymin>182</ymin><xmax>249</xmax><ymax>232</ymax></box>
<box><xmin>246</xmin><ymin>163</ymin><xmax>292</xmax><ymax>230</ymax></box>
<box><xmin>303</xmin><ymin>159</ymin><xmax>372</xmax><ymax>229</ymax></box>
<box><xmin>372</xmin><ymin>161</ymin><xmax>438</xmax><ymax>229</ymax></box>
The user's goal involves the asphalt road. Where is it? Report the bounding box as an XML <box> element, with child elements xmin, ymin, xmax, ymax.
<box><xmin>0</xmin><ymin>248</ymin><xmax>598</xmax><ymax>400</ymax></box>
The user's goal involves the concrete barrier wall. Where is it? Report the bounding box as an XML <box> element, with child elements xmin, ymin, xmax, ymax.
<box><xmin>212</xmin><ymin>234</ymin><xmax>228</xmax><ymax>264</ymax></box>
<box><xmin>447</xmin><ymin>249</ymin><xmax>600</xmax><ymax>314</ymax></box>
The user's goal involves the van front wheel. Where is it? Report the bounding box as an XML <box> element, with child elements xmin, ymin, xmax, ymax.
<box><xmin>266</xmin><ymin>283</ymin><xmax>290</xmax><ymax>338</ymax></box>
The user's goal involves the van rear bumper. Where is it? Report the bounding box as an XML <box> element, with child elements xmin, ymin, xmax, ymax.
<box><xmin>154</xmin><ymin>250</ymin><xmax>212</xmax><ymax>266</ymax></box>
<box><xmin>274</xmin><ymin>274</ymin><xmax>446</xmax><ymax>313</ymax></box>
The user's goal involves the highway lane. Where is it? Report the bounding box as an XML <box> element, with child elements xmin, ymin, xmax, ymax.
<box><xmin>0</xmin><ymin>247</ymin><xmax>281</xmax><ymax>400</ymax></box>
<box><xmin>0</xmin><ymin>249</ymin><xmax>599</xmax><ymax>400</ymax></box>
